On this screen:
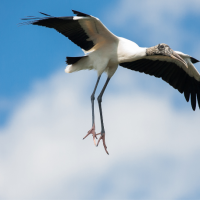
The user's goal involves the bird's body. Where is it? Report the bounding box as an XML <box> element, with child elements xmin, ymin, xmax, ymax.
<box><xmin>66</xmin><ymin>34</ymin><xmax>200</xmax><ymax>81</ymax></box>
<box><xmin>22</xmin><ymin>10</ymin><xmax>200</xmax><ymax>154</ymax></box>
<box><xmin>66</xmin><ymin>37</ymin><xmax>147</xmax><ymax>77</ymax></box>
<box><xmin>65</xmin><ymin>39</ymin><xmax>119</xmax><ymax>77</ymax></box>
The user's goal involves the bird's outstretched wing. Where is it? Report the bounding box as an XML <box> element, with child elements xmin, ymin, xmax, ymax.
<box><xmin>21</xmin><ymin>10</ymin><xmax>117</xmax><ymax>52</ymax></box>
<box><xmin>120</xmin><ymin>56</ymin><xmax>200</xmax><ymax>111</ymax></box>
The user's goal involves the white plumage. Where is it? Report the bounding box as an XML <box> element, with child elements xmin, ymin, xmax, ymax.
<box><xmin>22</xmin><ymin>10</ymin><xmax>200</xmax><ymax>154</ymax></box>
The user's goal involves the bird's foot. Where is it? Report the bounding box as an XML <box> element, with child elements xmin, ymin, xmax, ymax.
<box><xmin>83</xmin><ymin>123</ymin><xmax>98</xmax><ymax>146</ymax></box>
<box><xmin>97</xmin><ymin>132</ymin><xmax>109</xmax><ymax>155</ymax></box>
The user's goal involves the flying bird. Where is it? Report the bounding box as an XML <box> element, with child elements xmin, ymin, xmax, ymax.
<box><xmin>21</xmin><ymin>10</ymin><xmax>200</xmax><ymax>154</ymax></box>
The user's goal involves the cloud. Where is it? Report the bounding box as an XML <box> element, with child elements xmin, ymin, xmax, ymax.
<box><xmin>1</xmin><ymin>1</ymin><xmax>200</xmax><ymax>199</ymax></box>
<box><xmin>0</xmin><ymin>67</ymin><xmax>200</xmax><ymax>199</ymax></box>
<box><xmin>105</xmin><ymin>0</ymin><xmax>200</xmax><ymax>54</ymax></box>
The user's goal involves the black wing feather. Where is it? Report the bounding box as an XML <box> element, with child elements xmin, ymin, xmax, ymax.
<box><xmin>190</xmin><ymin>57</ymin><xmax>200</xmax><ymax>64</ymax></box>
<box><xmin>120</xmin><ymin>59</ymin><xmax>200</xmax><ymax>110</ymax></box>
<box><xmin>190</xmin><ymin>79</ymin><xmax>196</xmax><ymax>110</ymax></box>
<box><xmin>22</xmin><ymin>12</ymin><xmax>94</xmax><ymax>51</ymax></box>
<box><xmin>72</xmin><ymin>10</ymin><xmax>90</xmax><ymax>17</ymax></box>
<box><xmin>196</xmin><ymin>82</ymin><xmax>200</xmax><ymax>108</ymax></box>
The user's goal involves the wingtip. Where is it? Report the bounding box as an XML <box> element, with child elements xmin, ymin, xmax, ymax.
<box><xmin>39</xmin><ymin>12</ymin><xmax>52</xmax><ymax>17</ymax></box>
<box><xmin>190</xmin><ymin>57</ymin><xmax>200</xmax><ymax>64</ymax></box>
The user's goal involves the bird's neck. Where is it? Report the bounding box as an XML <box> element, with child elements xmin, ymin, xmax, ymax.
<box><xmin>117</xmin><ymin>38</ymin><xmax>147</xmax><ymax>63</ymax></box>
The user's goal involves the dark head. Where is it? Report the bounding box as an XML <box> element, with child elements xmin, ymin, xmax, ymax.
<box><xmin>146</xmin><ymin>43</ymin><xmax>173</xmax><ymax>56</ymax></box>
<box><xmin>146</xmin><ymin>43</ymin><xmax>188</xmax><ymax>68</ymax></box>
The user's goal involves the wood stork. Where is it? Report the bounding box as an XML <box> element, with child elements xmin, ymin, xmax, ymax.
<box><xmin>21</xmin><ymin>10</ymin><xmax>200</xmax><ymax>154</ymax></box>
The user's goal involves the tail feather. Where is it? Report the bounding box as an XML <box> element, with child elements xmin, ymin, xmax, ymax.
<box><xmin>66</xmin><ymin>56</ymin><xmax>88</xmax><ymax>65</ymax></box>
<box><xmin>65</xmin><ymin>55</ymin><xmax>91</xmax><ymax>73</ymax></box>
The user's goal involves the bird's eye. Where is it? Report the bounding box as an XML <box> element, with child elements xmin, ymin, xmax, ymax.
<box><xmin>160</xmin><ymin>45</ymin><xmax>164</xmax><ymax>48</ymax></box>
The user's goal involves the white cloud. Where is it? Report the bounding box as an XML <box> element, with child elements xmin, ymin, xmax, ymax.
<box><xmin>105</xmin><ymin>0</ymin><xmax>200</xmax><ymax>53</ymax></box>
<box><xmin>0</xmin><ymin>67</ymin><xmax>200</xmax><ymax>199</ymax></box>
<box><xmin>107</xmin><ymin>0</ymin><xmax>200</xmax><ymax>25</ymax></box>
<box><xmin>1</xmin><ymin>1</ymin><xmax>200</xmax><ymax>198</ymax></box>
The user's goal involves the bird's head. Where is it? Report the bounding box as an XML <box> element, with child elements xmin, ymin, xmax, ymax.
<box><xmin>146</xmin><ymin>43</ymin><xmax>188</xmax><ymax>68</ymax></box>
<box><xmin>146</xmin><ymin>43</ymin><xmax>173</xmax><ymax>56</ymax></box>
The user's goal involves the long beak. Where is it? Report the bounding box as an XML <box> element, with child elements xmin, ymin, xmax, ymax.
<box><xmin>170</xmin><ymin>51</ymin><xmax>188</xmax><ymax>68</ymax></box>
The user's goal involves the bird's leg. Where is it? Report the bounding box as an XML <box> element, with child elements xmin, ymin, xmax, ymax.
<box><xmin>83</xmin><ymin>75</ymin><xmax>101</xmax><ymax>145</ymax></box>
<box><xmin>96</xmin><ymin>77</ymin><xmax>110</xmax><ymax>155</ymax></box>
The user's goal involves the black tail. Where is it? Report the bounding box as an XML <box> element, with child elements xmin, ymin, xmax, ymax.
<box><xmin>66</xmin><ymin>56</ymin><xmax>88</xmax><ymax>65</ymax></box>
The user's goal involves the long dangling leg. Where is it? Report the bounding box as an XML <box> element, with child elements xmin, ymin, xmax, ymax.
<box><xmin>96</xmin><ymin>77</ymin><xmax>110</xmax><ymax>154</ymax></box>
<box><xmin>83</xmin><ymin>75</ymin><xmax>101</xmax><ymax>145</ymax></box>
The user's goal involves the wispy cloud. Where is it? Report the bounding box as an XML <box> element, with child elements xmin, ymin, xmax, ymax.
<box><xmin>105</xmin><ymin>0</ymin><xmax>200</xmax><ymax>55</ymax></box>
<box><xmin>0</xmin><ymin>68</ymin><xmax>200</xmax><ymax>199</ymax></box>
<box><xmin>1</xmin><ymin>1</ymin><xmax>200</xmax><ymax>199</ymax></box>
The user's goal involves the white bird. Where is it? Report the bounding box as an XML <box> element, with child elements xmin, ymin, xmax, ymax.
<box><xmin>21</xmin><ymin>10</ymin><xmax>200</xmax><ymax>154</ymax></box>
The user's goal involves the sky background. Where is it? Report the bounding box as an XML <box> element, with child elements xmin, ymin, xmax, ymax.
<box><xmin>1</xmin><ymin>0</ymin><xmax>200</xmax><ymax>199</ymax></box>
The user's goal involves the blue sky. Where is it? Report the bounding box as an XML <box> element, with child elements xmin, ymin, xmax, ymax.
<box><xmin>0</xmin><ymin>0</ymin><xmax>117</xmax><ymax>125</ymax></box>
<box><xmin>1</xmin><ymin>0</ymin><xmax>200</xmax><ymax>199</ymax></box>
